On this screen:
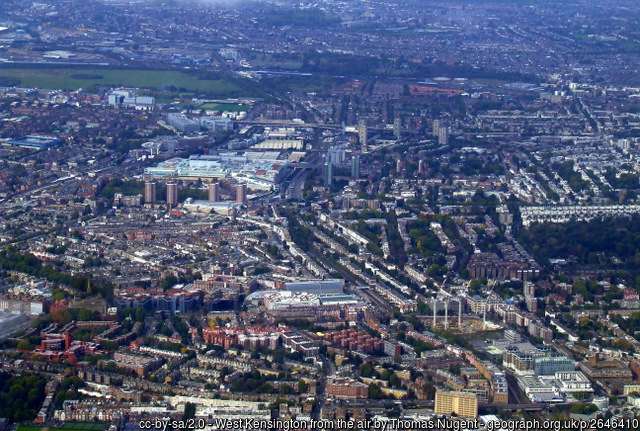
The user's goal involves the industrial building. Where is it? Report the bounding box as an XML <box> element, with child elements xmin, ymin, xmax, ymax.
<box><xmin>182</xmin><ymin>199</ymin><xmax>236</xmax><ymax>215</ymax></box>
<box><xmin>516</xmin><ymin>376</ymin><xmax>562</xmax><ymax>403</ymax></box>
<box><xmin>144</xmin><ymin>152</ymin><xmax>291</xmax><ymax>190</ymax></box>
<box><xmin>108</xmin><ymin>89</ymin><xmax>155</xmax><ymax>110</ymax></box>
<box><xmin>538</xmin><ymin>371</ymin><xmax>593</xmax><ymax>395</ymax></box>
<box><xmin>167</xmin><ymin>113</ymin><xmax>200</xmax><ymax>133</ymax></box>
<box><xmin>283</xmin><ymin>279</ymin><xmax>344</xmax><ymax>295</ymax></box>
<box><xmin>534</xmin><ymin>355</ymin><xmax>575</xmax><ymax>376</ymax></box>
<box><xmin>4</xmin><ymin>135</ymin><xmax>59</xmax><ymax>148</ymax></box>
<box><xmin>200</xmin><ymin>116</ymin><xmax>233</xmax><ymax>132</ymax></box>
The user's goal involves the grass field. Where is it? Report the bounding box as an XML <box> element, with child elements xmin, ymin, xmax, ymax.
<box><xmin>18</xmin><ymin>422</ymin><xmax>106</xmax><ymax>431</ymax></box>
<box><xmin>264</xmin><ymin>75</ymin><xmax>346</xmax><ymax>93</ymax></box>
<box><xmin>470</xmin><ymin>78</ymin><xmax>510</xmax><ymax>86</ymax></box>
<box><xmin>0</xmin><ymin>67</ymin><xmax>248</xmax><ymax>95</ymax></box>
<box><xmin>198</xmin><ymin>103</ymin><xmax>249</xmax><ymax>112</ymax></box>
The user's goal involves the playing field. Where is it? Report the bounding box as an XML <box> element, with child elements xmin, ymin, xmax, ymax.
<box><xmin>198</xmin><ymin>103</ymin><xmax>249</xmax><ymax>112</ymax></box>
<box><xmin>0</xmin><ymin>67</ymin><xmax>247</xmax><ymax>95</ymax></box>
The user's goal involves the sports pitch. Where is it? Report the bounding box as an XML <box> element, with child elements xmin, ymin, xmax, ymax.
<box><xmin>0</xmin><ymin>67</ymin><xmax>247</xmax><ymax>95</ymax></box>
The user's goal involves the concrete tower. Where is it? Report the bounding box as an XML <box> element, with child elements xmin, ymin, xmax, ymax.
<box><xmin>166</xmin><ymin>183</ymin><xmax>178</xmax><ymax>206</ymax></box>
<box><xmin>438</xmin><ymin>125</ymin><xmax>449</xmax><ymax>146</ymax></box>
<box><xmin>208</xmin><ymin>182</ymin><xmax>220</xmax><ymax>202</ymax></box>
<box><xmin>358</xmin><ymin>119</ymin><xmax>368</xmax><ymax>148</ymax></box>
<box><xmin>432</xmin><ymin>119</ymin><xmax>440</xmax><ymax>137</ymax></box>
<box><xmin>393</xmin><ymin>117</ymin><xmax>402</xmax><ymax>139</ymax></box>
<box><xmin>144</xmin><ymin>181</ymin><xmax>156</xmax><ymax>203</ymax></box>
<box><xmin>351</xmin><ymin>155</ymin><xmax>360</xmax><ymax>178</ymax></box>
<box><xmin>324</xmin><ymin>163</ymin><xmax>333</xmax><ymax>187</ymax></box>
<box><xmin>236</xmin><ymin>183</ymin><xmax>247</xmax><ymax>205</ymax></box>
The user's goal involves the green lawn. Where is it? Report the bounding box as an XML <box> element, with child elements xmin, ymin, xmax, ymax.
<box><xmin>249</xmin><ymin>57</ymin><xmax>304</xmax><ymax>70</ymax></box>
<box><xmin>0</xmin><ymin>67</ymin><xmax>247</xmax><ymax>96</ymax></box>
<box><xmin>264</xmin><ymin>75</ymin><xmax>346</xmax><ymax>93</ymax></box>
<box><xmin>198</xmin><ymin>103</ymin><xmax>249</xmax><ymax>112</ymax></box>
<box><xmin>471</xmin><ymin>78</ymin><xmax>510</xmax><ymax>86</ymax></box>
<box><xmin>60</xmin><ymin>423</ymin><xmax>106</xmax><ymax>431</ymax></box>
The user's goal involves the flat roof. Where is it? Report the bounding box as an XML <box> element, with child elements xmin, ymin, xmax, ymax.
<box><xmin>6</xmin><ymin>135</ymin><xmax>59</xmax><ymax>148</ymax></box>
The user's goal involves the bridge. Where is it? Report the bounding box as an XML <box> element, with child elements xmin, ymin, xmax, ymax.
<box><xmin>479</xmin><ymin>403</ymin><xmax>543</xmax><ymax>412</ymax></box>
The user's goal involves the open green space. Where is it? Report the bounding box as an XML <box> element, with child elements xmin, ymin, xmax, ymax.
<box><xmin>264</xmin><ymin>75</ymin><xmax>346</xmax><ymax>93</ymax></box>
<box><xmin>0</xmin><ymin>67</ymin><xmax>250</xmax><ymax>96</ymax></box>
<box><xmin>470</xmin><ymin>78</ymin><xmax>510</xmax><ymax>86</ymax></box>
<box><xmin>199</xmin><ymin>103</ymin><xmax>249</xmax><ymax>112</ymax></box>
<box><xmin>248</xmin><ymin>53</ymin><xmax>304</xmax><ymax>70</ymax></box>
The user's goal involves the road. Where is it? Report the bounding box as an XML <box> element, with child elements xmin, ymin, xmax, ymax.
<box><xmin>284</xmin><ymin>151</ymin><xmax>321</xmax><ymax>200</ymax></box>
<box><xmin>236</xmin><ymin>119</ymin><xmax>388</xmax><ymax>132</ymax></box>
<box><xmin>286</xmin><ymin>168</ymin><xmax>310</xmax><ymax>200</ymax></box>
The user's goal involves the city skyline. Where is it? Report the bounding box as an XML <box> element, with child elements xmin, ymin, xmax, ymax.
<box><xmin>0</xmin><ymin>0</ymin><xmax>640</xmax><ymax>429</ymax></box>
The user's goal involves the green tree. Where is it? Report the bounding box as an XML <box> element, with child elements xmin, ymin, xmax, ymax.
<box><xmin>0</xmin><ymin>372</ymin><xmax>47</xmax><ymax>421</ymax></box>
<box><xmin>297</xmin><ymin>380</ymin><xmax>309</xmax><ymax>393</ymax></box>
<box><xmin>17</xmin><ymin>339</ymin><xmax>34</xmax><ymax>351</ymax></box>
<box><xmin>389</xmin><ymin>373</ymin><xmax>402</xmax><ymax>388</ymax></box>
<box><xmin>160</xmin><ymin>275</ymin><xmax>178</xmax><ymax>291</ymax></box>
<box><xmin>368</xmin><ymin>383</ymin><xmax>383</xmax><ymax>399</ymax></box>
<box><xmin>183</xmin><ymin>402</ymin><xmax>196</xmax><ymax>420</ymax></box>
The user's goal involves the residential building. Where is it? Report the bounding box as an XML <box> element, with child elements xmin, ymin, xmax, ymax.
<box><xmin>434</xmin><ymin>391</ymin><xmax>478</xmax><ymax>418</ymax></box>
<box><xmin>166</xmin><ymin>183</ymin><xmax>178</xmax><ymax>206</ymax></box>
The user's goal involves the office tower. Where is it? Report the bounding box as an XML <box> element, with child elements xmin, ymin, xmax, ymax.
<box><xmin>324</xmin><ymin>163</ymin><xmax>333</xmax><ymax>187</ymax></box>
<box><xmin>144</xmin><ymin>181</ymin><xmax>156</xmax><ymax>203</ymax></box>
<box><xmin>358</xmin><ymin>119</ymin><xmax>367</xmax><ymax>147</ymax></box>
<box><xmin>208</xmin><ymin>182</ymin><xmax>220</xmax><ymax>202</ymax></box>
<box><xmin>166</xmin><ymin>183</ymin><xmax>178</xmax><ymax>206</ymax></box>
<box><xmin>351</xmin><ymin>155</ymin><xmax>360</xmax><ymax>178</ymax></box>
<box><xmin>432</xmin><ymin>119</ymin><xmax>440</xmax><ymax>136</ymax></box>
<box><xmin>438</xmin><ymin>125</ymin><xmax>449</xmax><ymax>146</ymax></box>
<box><xmin>418</xmin><ymin>159</ymin><xmax>424</xmax><ymax>174</ymax></box>
<box><xmin>396</xmin><ymin>159</ymin><xmax>403</xmax><ymax>174</ymax></box>
<box><xmin>236</xmin><ymin>183</ymin><xmax>247</xmax><ymax>205</ymax></box>
<box><xmin>393</xmin><ymin>117</ymin><xmax>402</xmax><ymax>139</ymax></box>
